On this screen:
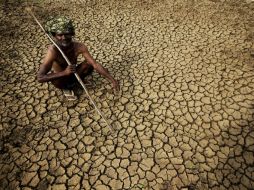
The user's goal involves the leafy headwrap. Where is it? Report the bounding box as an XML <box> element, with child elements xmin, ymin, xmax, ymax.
<box><xmin>45</xmin><ymin>16</ymin><xmax>75</xmax><ymax>35</ymax></box>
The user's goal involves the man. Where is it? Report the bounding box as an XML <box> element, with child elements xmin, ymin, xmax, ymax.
<box><xmin>37</xmin><ymin>16</ymin><xmax>120</xmax><ymax>100</ymax></box>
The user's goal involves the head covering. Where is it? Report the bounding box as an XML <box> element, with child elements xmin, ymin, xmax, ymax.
<box><xmin>45</xmin><ymin>16</ymin><xmax>75</xmax><ymax>35</ymax></box>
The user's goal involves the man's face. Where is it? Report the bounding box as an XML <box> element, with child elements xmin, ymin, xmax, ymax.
<box><xmin>55</xmin><ymin>33</ymin><xmax>73</xmax><ymax>48</ymax></box>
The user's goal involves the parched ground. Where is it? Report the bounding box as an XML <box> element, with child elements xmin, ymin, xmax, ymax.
<box><xmin>0</xmin><ymin>0</ymin><xmax>254</xmax><ymax>189</ymax></box>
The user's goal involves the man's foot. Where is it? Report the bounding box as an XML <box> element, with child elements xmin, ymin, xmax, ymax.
<box><xmin>63</xmin><ymin>89</ymin><xmax>77</xmax><ymax>101</ymax></box>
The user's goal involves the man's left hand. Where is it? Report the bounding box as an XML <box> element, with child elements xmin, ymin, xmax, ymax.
<box><xmin>112</xmin><ymin>80</ymin><xmax>120</xmax><ymax>92</ymax></box>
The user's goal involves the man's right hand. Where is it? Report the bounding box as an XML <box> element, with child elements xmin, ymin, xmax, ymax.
<box><xmin>64</xmin><ymin>65</ymin><xmax>76</xmax><ymax>76</ymax></box>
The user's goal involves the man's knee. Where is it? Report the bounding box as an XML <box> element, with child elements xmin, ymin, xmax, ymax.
<box><xmin>86</xmin><ymin>64</ymin><xmax>94</xmax><ymax>74</ymax></box>
<box><xmin>79</xmin><ymin>63</ymin><xmax>94</xmax><ymax>76</ymax></box>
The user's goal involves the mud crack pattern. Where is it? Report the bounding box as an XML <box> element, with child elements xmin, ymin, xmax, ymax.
<box><xmin>1</xmin><ymin>0</ymin><xmax>254</xmax><ymax>189</ymax></box>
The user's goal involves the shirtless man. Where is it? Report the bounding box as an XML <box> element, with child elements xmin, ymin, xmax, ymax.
<box><xmin>37</xmin><ymin>16</ymin><xmax>119</xmax><ymax>100</ymax></box>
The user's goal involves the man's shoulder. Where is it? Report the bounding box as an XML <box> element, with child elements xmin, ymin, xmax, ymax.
<box><xmin>74</xmin><ymin>42</ymin><xmax>88</xmax><ymax>52</ymax></box>
<box><xmin>47</xmin><ymin>45</ymin><xmax>57</xmax><ymax>52</ymax></box>
<box><xmin>45</xmin><ymin>45</ymin><xmax>58</xmax><ymax>58</ymax></box>
<box><xmin>74</xmin><ymin>41</ymin><xmax>86</xmax><ymax>48</ymax></box>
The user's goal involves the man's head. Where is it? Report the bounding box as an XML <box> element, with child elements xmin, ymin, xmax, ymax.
<box><xmin>45</xmin><ymin>16</ymin><xmax>75</xmax><ymax>47</ymax></box>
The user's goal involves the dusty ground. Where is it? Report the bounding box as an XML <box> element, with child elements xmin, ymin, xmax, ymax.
<box><xmin>1</xmin><ymin>0</ymin><xmax>254</xmax><ymax>189</ymax></box>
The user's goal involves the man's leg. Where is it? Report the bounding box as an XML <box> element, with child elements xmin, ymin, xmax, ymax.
<box><xmin>76</xmin><ymin>62</ymin><xmax>94</xmax><ymax>79</ymax></box>
<box><xmin>51</xmin><ymin>63</ymin><xmax>93</xmax><ymax>89</ymax></box>
<box><xmin>51</xmin><ymin>74</ymin><xmax>76</xmax><ymax>89</ymax></box>
<box><xmin>51</xmin><ymin>74</ymin><xmax>77</xmax><ymax>100</ymax></box>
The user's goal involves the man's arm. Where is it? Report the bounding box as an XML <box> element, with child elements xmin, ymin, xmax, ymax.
<box><xmin>80</xmin><ymin>44</ymin><xmax>120</xmax><ymax>91</ymax></box>
<box><xmin>37</xmin><ymin>47</ymin><xmax>75</xmax><ymax>83</ymax></box>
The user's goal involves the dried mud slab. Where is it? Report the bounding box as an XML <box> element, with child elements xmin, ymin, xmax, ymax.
<box><xmin>0</xmin><ymin>0</ymin><xmax>254</xmax><ymax>189</ymax></box>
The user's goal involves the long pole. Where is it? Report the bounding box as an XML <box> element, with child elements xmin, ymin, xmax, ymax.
<box><xmin>25</xmin><ymin>7</ymin><xmax>114</xmax><ymax>132</ymax></box>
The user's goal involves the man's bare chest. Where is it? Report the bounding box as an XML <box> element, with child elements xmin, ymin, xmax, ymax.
<box><xmin>54</xmin><ymin>49</ymin><xmax>78</xmax><ymax>68</ymax></box>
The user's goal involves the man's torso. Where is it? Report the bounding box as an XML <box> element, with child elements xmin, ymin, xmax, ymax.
<box><xmin>51</xmin><ymin>42</ymin><xmax>82</xmax><ymax>72</ymax></box>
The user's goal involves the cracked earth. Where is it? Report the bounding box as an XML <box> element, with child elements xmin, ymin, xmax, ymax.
<box><xmin>1</xmin><ymin>0</ymin><xmax>254</xmax><ymax>189</ymax></box>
